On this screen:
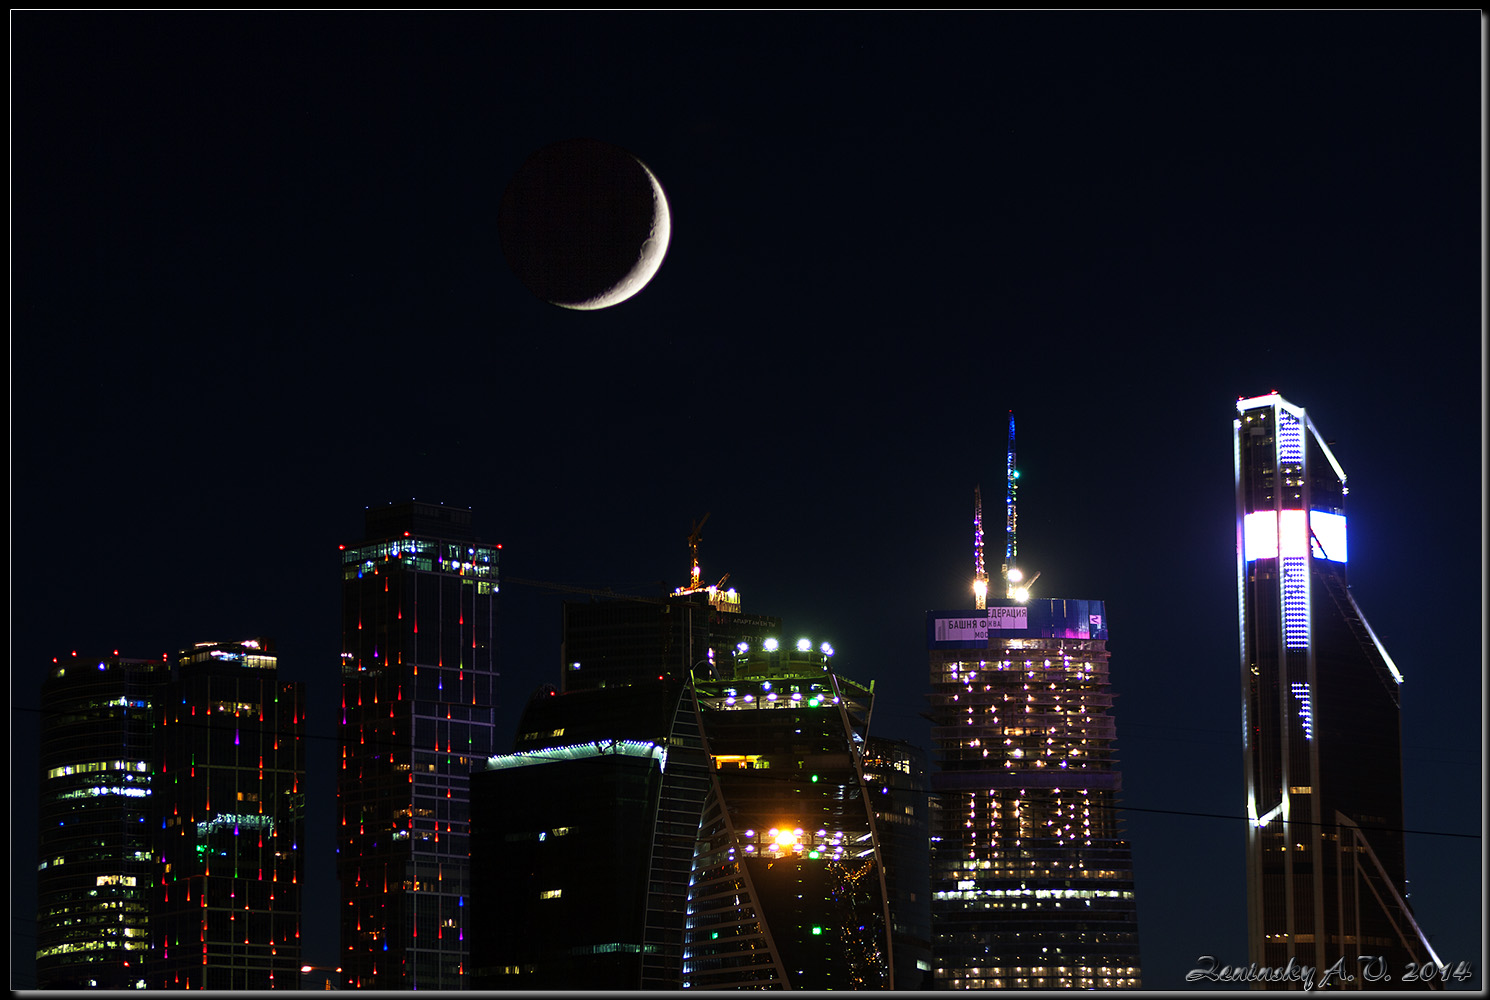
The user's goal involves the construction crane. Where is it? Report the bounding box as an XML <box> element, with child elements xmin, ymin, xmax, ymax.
<box><xmin>686</xmin><ymin>512</ymin><xmax>710</xmax><ymax>590</ymax></box>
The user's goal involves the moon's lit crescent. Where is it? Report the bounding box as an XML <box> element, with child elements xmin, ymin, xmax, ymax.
<box><xmin>558</xmin><ymin>158</ymin><xmax>670</xmax><ymax>311</ymax></box>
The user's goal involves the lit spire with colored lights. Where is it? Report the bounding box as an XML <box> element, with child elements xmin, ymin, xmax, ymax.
<box><xmin>973</xmin><ymin>485</ymin><xmax>988</xmax><ymax>609</ymax></box>
<box><xmin>1002</xmin><ymin>411</ymin><xmax>1038</xmax><ymax>602</ymax></box>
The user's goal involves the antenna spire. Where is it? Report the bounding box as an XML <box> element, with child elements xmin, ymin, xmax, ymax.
<box><xmin>973</xmin><ymin>485</ymin><xmax>988</xmax><ymax>609</ymax></box>
<box><xmin>1001</xmin><ymin>411</ymin><xmax>1039</xmax><ymax>601</ymax></box>
<box><xmin>1003</xmin><ymin>412</ymin><xmax>1018</xmax><ymax>596</ymax></box>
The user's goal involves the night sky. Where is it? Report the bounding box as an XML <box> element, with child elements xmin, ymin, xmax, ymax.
<box><xmin>11</xmin><ymin>13</ymin><xmax>1483</xmax><ymax>990</ymax></box>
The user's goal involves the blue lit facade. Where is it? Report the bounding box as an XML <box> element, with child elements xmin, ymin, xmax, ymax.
<box><xmin>1235</xmin><ymin>393</ymin><xmax>1438</xmax><ymax>979</ymax></box>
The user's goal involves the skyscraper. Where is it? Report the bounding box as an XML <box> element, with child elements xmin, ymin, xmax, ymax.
<box><xmin>35</xmin><ymin>652</ymin><xmax>166</xmax><ymax>990</ymax></box>
<box><xmin>560</xmin><ymin>590</ymin><xmax>780</xmax><ymax>692</ymax></box>
<box><xmin>152</xmin><ymin>638</ymin><xmax>305</xmax><ymax>989</ymax></box>
<box><xmin>863</xmin><ymin>736</ymin><xmax>934</xmax><ymax>988</ymax></box>
<box><xmin>926</xmin><ymin>418</ymin><xmax>1139</xmax><ymax>988</ymax></box>
<box><xmin>926</xmin><ymin>601</ymin><xmax>1141</xmax><ymax>987</ymax></box>
<box><xmin>337</xmin><ymin>501</ymin><xmax>500</xmax><ymax>989</ymax></box>
<box><xmin>684</xmin><ymin>639</ymin><xmax>893</xmax><ymax>990</ymax></box>
<box><xmin>1234</xmin><ymin>392</ymin><xmax>1439</xmax><ymax>979</ymax></box>
<box><xmin>468</xmin><ymin>679</ymin><xmax>711</xmax><ymax>989</ymax></box>
<box><xmin>558</xmin><ymin>522</ymin><xmax>779</xmax><ymax>693</ymax></box>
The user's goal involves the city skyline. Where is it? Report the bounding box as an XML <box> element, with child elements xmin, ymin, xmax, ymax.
<box><xmin>13</xmin><ymin>12</ymin><xmax>1481</xmax><ymax>989</ymax></box>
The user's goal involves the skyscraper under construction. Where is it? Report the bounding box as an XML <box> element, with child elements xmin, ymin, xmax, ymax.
<box><xmin>685</xmin><ymin>638</ymin><xmax>894</xmax><ymax>989</ymax></box>
<box><xmin>926</xmin><ymin>414</ymin><xmax>1140</xmax><ymax>988</ymax></box>
<box><xmin>1235</xmin><ymin>393</ymin><xmax>1439</xmax><ymax>983</ymax></box>
<box><xmin>337</xmin><ymin>502</ymin><xmax>500</xmax><ymax>989</ymax></box>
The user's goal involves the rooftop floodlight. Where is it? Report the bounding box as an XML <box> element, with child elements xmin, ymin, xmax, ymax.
<box><xmin>796</xmin><ymin>638</ymin><xmax>812</xmax><ymax>652</ymax></box>
<box><xmin>736</xmin><ymin>642</ymin><xmax>749</xmax><ymax>654</ymax></box>
<box><xmin>821</xmin><ymin>642</ymin><xmax>834</xmax><ymax>657</ymax></box>
<box><xmin>763</xmin><ymin>638</ymin><xmax>779</xmax><ymax>652</ymax></box>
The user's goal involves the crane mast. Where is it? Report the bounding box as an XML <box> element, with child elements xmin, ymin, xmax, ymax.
<box><xmin>686</xmin><ymin>512</ymin><xmax>710</xmax><ymax>590</ymax></box>
<box><xmin>1002</xmin><ymin>411</ymin><xmax>1018</xmax><ymax>597</ymax></box>
<box><xmin>973</xmin><ymin>485</ymin><xmax>988</xmax><ymax>609</ymax></box>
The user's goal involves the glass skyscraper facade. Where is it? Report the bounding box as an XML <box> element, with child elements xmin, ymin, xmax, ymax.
<box><xmin>469</xmin><ymin>679</ymin><xmax>711</xmax><ymax>989</ymax></box>
<box><xmin>337</xmin><ymin>502</ymin><xmax>500</xmax><ymax>989</ymax></box>
<box><xmin>863</xmin><ymin>736</ymin><xmax>934</xmax><ymax>989</ymax></box>
<box><xmin>926</xmin><ymin>600</ymin><xmax>1141</xmax><ymax>988</ymax></box>
<box><xmin>561</xmin><ymin>590</ymin><xmax>780</xmax><ymax>692</ymax></box>
<box><xmin>35</xmin><ymin>652</ymin><xmax>166</xmax><ymax>990</ymax></box>
<box><xmin>1235</xmin><ymin>393</ymin><xmax>1438</xmax><ymax>980</ymax></box>
<box><xmin>152</xmin><ymin>638</ymin><xmax>305</xmax><ymax>989</ymax></box>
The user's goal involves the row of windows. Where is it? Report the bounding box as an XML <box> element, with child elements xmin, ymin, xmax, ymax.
<box><xmin>47</xmin><ymin>761</ymin><xmax>149</xmax><ymax>780</ymax></box>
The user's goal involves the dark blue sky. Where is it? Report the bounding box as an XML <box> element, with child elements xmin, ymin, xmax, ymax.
<box><xmin>12</xmin><ymin>12</ymin><xmax>1483</xmax><ymax>989</ymax></box>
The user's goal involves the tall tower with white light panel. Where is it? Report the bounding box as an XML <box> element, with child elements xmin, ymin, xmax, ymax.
<box><xmin>1235</xmin><ymin>392</ymin><xmax>1440</xmax><ymax>983</ymax></box>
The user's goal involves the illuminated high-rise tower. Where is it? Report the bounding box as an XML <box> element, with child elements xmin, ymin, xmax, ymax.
<box><xmin>337</xmin><ymin>502</ymin><xmax>500</xmax><ymax>989</ymax></box>
<box><xmin>152</xmin><ymin>638</ymin><xmax>305</xmax><ymax>989</ymax></box>
<box><xmin>684</xmin><ymin>638</ymin><xmax>893</xmax><ymax>990</ymax></box>
<box><xmin>35</xmin><ymin>652</ymin><xmax>166</xmax><ymax>990</ymax></box>
<box><xmin>927</xmin><ymin>422</ymin><xmax>1140</xmax><ymax>988</ymax></box>
<box><xmin>1235</xmin><ymin>393</ymin><xmax>1439</xmax><ymax>980</ymax></box>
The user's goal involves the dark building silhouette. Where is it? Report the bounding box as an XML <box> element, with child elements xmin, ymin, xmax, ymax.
<box><xmin>561</xmin><ymin>589</ymin><xmax>780</xmax><ymax>692</ymax></box>
<box><xmin>684</xmin><ymin>639</ymin><xmax>893</xmax><ymax>989</ymax></box>
<box><xmin>1235</xmin><ymin>393</ymin><xmax>1440</xmax><ymax>982</ymax></box>
<box><xmin>864</xmin><ymin>736</ymin><xmax>933</xmax><ymax>988</ymax></box>
<box><xmin>927</xmin><ymin>600</ymin><xmax>1141</xmax><ymax>988</ymax></box>
<box><xmin>152</xmin><ymin>638</ymin><xmax>305</xmax><ymax>989</ymax></box>
<box><xmin>469</xmin><ymin>680</ymin><xmax>711</xmax><ymax>988</ymax></box>
<box><xmin>337</xmin><ymin>502</ymin><xmax>500</xmax><ymax>989</ymax></box>
<box><xmin>35</xmin><ymin>652</ymin><xmax>167</xmax><ymax>989</ymax></box>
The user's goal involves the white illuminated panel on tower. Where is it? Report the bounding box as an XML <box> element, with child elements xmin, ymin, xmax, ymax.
<box><xmin>1243</xmin><ymin>510</ymin><xmax>1346</xmax><ymax>564</ymax></box>
<box><xmin>1308</xmin><ymin>511</ymin><xmax>1347</xmax><ymax>563</ymax></box>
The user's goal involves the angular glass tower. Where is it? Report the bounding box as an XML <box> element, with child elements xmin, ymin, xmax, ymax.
<box><xmin>152</xmin><ymin>638</ymin><xmax>305</xmax><ymax>989</ymax></box>
<box><xmin>1235</xmin><ymin>393</ymin><xmax>1439</xmax><ymax>977</ymax></box>
<box><xmin>926</xmin><ymin>601</ymin><xmax>1141</xmax><ymax>988</ymax></box>
<box><xmin>337</xmin><ymin>502</ymin><xmax>500</xmax><ymax>989</ymax></box>
<box><xmin>468</xmin><ymin>679</ymin><xmax>711</xmax><ymax>989</ymax></box>
<box><xmin>35</xmin><ymin>652</ymin><xmax>166</xmax><ymax>990</ymax></box>
<box><xmin>684</xmin><ymin>640</ymin><xmax>893</xmax><ymax>990</ymax></box>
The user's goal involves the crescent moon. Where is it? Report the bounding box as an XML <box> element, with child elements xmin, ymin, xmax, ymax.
<box><xmin>556</xmin><ymin>157</ymin><xmax>671</xmax><ymax>311</ymax></box>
